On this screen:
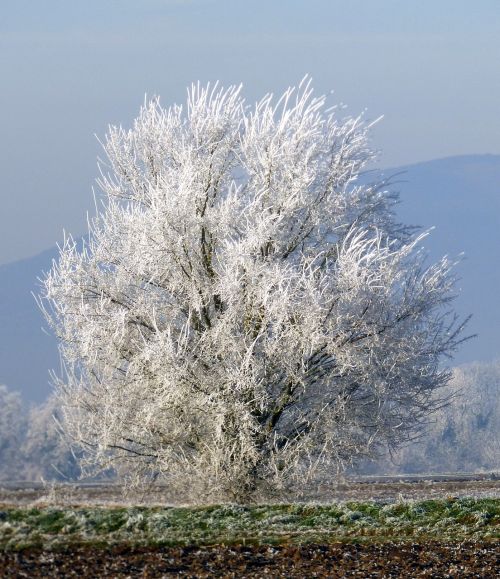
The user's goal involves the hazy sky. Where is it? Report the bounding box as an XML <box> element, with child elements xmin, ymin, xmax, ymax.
<box><xmin>1</xmin><ymin>0</ymin><xmax>499</xmax><ymax>265</ymax></box>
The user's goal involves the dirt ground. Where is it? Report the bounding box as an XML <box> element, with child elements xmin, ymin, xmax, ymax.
<box><xmin>1</xmin><ymin>541</ymin><xmax>498</xmax><ymax>578</ymax></box>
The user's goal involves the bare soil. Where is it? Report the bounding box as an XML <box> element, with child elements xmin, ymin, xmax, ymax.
<box><xmin>1</xmin><ymin>541</ymin><xmax>498</xmax><ymax>577</ymax></box>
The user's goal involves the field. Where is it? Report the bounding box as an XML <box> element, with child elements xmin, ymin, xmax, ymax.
<box><xmin>1</xmin><ymin>478</ymin><xmax>499</xmax><ymax>577</ymax></box>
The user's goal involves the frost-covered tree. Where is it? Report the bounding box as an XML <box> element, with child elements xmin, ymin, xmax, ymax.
<box><xmin>374</xmin><ymin>360</ymin><xmax>500</xmax><ymax>475</ymax></box>
<box><xmin>0</xmin><ymin>385</ymin><xmax>79</xmax><ymax>482</ymax></box>
<box><xmin>41</xmin><ymin>80</ymin><xmax>467</xmax><ymax>501</ymax></box>
<box><xmin>21</xmin><ymin>396</ymin><xmax>81</xmax><ymax>481</ymax></box>
<box><xmin>0</xmin><ymin>384</ymin><xmax>27</xmax><ymax>480</ymax></box>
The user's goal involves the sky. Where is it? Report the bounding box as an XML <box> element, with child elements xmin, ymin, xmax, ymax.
<box><xmin>1</xmin><ymin>0</ymin><xmax>499</xmax><ymax>265</ymax></box>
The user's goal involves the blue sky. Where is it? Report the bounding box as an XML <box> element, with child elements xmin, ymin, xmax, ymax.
<box><xmin>1</xmin><ymin>0</ymin><xmax>499</xmax><ymax>264</ymax></box>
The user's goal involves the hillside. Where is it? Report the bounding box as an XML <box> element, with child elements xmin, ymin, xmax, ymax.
<box><xmin>385</xmin><ymin>154</ymin><xmax>500</xmax><ymax>364</ymax></box>
<box><xmin>0</xmin><ymin>247</ymin><xmax>58</xmax><ymax>401</ymax></box>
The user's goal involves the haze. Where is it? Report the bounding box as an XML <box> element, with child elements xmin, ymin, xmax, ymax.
<box><xmin>1</xmin><ymin>0</ymin><xmax>499</xmax><ymax>265</ymax></box>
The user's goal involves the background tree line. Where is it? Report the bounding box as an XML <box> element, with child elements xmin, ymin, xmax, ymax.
<box><xmin>0</xmin><ymin>387</ymin><xmax>79</xmax><ymax>481</ymax></box>
<box><xmin>356</xmin><ymin>360</ymin><xmax>500</xmax><ymax>475</ymax></box>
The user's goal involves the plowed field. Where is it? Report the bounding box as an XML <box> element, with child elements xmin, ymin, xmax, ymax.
<box><xmin>1</xmin><ymin>541</ymin><xmax>498</xmax><ymax>578</ymax></box>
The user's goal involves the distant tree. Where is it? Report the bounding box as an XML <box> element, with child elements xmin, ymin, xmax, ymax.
<box><xmin>424</xmin><ymin>361</ymin><xmax>500</xmax><ymax>472</ymax></box>
<box><xmin>21</xmin><ymin>396</ymin><xmax>80</xmax><ymax>481</ymax></box>
<box><xmin>357</xmin><ymin>360</ymin><xmax>500</xmax><ymax>475</ymax></box>
<box><xmin>0</xmin><ymin>384</ymin><xmax>27</xmax><ymax>480</ymax></box>
<box><xmin>41</xmin><ymin>79</ymin><xmax>467</xmax><ymax>501</ymax></box>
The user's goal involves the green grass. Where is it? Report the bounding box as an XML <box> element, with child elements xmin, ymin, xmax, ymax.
<box><xmin>0</xmin><ymin>498</ymin><xmax>499</xmax><ymax>551</ymax></box>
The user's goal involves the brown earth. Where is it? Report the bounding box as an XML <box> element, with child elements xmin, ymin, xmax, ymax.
<box><xmin>1</xmin><ymin>541</ymin><xmax>498</xmax><ymax>578</ymax></box>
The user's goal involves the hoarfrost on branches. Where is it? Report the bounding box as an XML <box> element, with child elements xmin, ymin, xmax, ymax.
<box><xmin>41</xmin><ymin>79</ymin><xmax>468</xmax><ymax>501</ymax></box>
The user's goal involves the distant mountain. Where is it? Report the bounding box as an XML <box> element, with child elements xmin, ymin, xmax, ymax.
<box><xmin>0</xmin><ymin>247</ymin><xmax>59</xmax><ymax>402</ymax></box>
<box><xmin>383</xmin><ymin>154</ymin><xmax>500</xmax><ymax>364</ymax></box>
<box><xmin>1</xmin><ymin>155</ymin><xmax>499</xmax><ymax>402</ymax></box>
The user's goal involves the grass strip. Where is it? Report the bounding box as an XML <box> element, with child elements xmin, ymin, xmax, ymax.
<box><xmin>1</xmin><ymin>498</ymin><xmax>499</xmax><ymax>551</ymax></box>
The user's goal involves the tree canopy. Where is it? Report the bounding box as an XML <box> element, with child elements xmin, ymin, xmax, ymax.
<box><xmin>41</xmin><ymin>79</ymin><xmax>467</xmax><ymax>501</ymax></box>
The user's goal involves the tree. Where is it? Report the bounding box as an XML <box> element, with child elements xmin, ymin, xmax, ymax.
<box><xmin>21</xmin><ymin>395</ymin><xmax>81</xmax><ymax>482</ymax></box>
<box><xmin>354</xmin><ymin>360</ymin><xmax>500</xmax><ymax>475</ymax></box>
<box><xmin>41</xmin><ymin>79</ymin><xmax>467</xmax><ymax>501</ymax></box>
<box><xmin>0</xmin><ymin>384</ymin><xmax>80</xmax><ymax>482</ymax></box>
<box><xmin>401</xmin><ymin>361</ymin><xmax>500</xmax><ymax>474</ymax></box>
<box><xmin>0</xmin><ymin>384</ymin><xmax>27</xmax><ymax>480</ymax></box>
